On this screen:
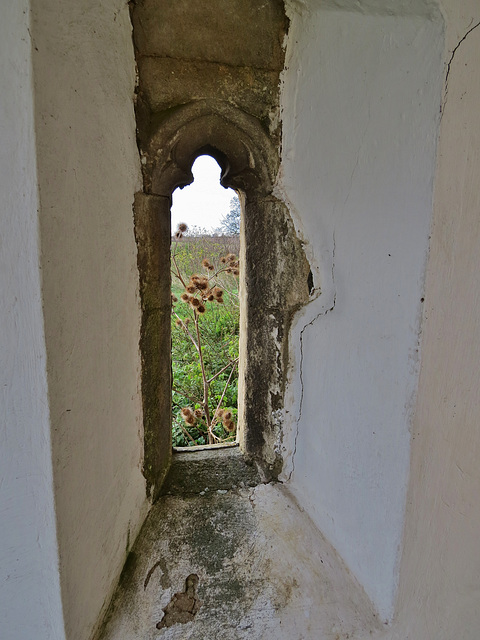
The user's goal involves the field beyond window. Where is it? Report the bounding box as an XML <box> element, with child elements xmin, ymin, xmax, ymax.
<box><xmin>171</xmin><ymin>231</ymin><xmax>240</xmax><ymax>447</ymax></box>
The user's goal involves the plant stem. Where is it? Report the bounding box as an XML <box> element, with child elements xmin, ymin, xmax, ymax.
<box><xmin>194</xmin><ymin>310</ymin><xmax>214</xmax><ymax>444</ymax></box>
<box><xmin>173</xmin><ymin>312</ymin><xmax>199</xmax><ymax>351</ymax></box>
<box><xmin>172</xmin><ymin>251</ymin><xmax>188</xmax><ymax>289</ymax></box>
<box><xmin>207</xmin><ymin>357</ymin><xmax>239</xmax><ymax>384</ymax></box>
<box><xmin>179</xmin><ymin>422</ymin><xmax>198</xmax><ymax>445</ymax></box>
<box><xmin>172</xmin><ymin>385</ymin><xmax>200</xmax><ymax>407</ymax></box>
<box><xmin>212</xmin><ymin>361</ymin><xmax>237</xmax><ymax>425</ymax></box>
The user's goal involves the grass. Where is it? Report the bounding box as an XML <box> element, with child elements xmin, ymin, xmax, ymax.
<box><xmin>171</xmin><ymin>235</ymin><xmax>240</xmax><ymax>447</ymax></box>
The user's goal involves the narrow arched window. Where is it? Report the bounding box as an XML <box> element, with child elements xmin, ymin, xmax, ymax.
<box><xmin>170</xmin><ymin>155</ymin><xmax>241</xmax><ymax>449</ymax></box>
<box><xmin>133</xmin><ymin>104</ymin><xmax>310</xmax><ymax>498</ymax></box>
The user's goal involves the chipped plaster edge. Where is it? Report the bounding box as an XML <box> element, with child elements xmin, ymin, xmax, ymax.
<box><xmin>275</xmin><ymin>1</ymin><xmax>337</xmax><ymax>480</ymax></box>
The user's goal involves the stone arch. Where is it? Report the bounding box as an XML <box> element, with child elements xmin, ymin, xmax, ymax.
<box><xmin>143</xmin><ymin>100</ymin><xmax>279</xmax><ymax>197</ymax></box>
<box><xmin>134</xmin><ymin>100</ymin><xmax>311</xmax><ymax>498</ymax></box>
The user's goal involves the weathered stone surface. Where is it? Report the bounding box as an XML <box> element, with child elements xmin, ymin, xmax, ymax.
<box><xmin>242</xmin><ymin>196</ymin><xmax>310</xmax><ymax>472</ymax></box>
<box><xmin>131</xmin><ymin>0</ymin><xmax>287</xmax><ymax>69</ymax></box>
<box><xmin>134</xmin><ymin>192</ymin><xmax>172</xmax><ymax>497</ymax></box>
<box><xmin>144</xmin><ymin>100</ymin><xmax>279</xmax><ymax>197</ymax></box>
<box><xmin>137</xmin><ymin>57</ymin><xmax>280</xmax><ymax>122</ymax></box>
<box><xmin>131</xmin><ymin>0</ymin><xmax>311</xmax><ymax>484</ymax></box>
<box><xmin>160</xmin><ymin>447</ymin><xmax>261</xmax><ymax>495</ymax></box>
<box><xmin>136</xmin><ymin>99</ymin><xmax>310</xmax><ymax>479</ymax></box>
<box><xmin>97</xmin><ymin>484</ymin><xmax>382</xmax><ymax>640</ymax></box>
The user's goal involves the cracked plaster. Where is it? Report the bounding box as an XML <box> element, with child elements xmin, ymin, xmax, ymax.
<box><xmin>442</xmin><ymin>18</ymin><xmax>480</xmax><ymax>114</ymax></box>
<box><xmin>278</xmin><ymin>0</ymin><xmax>444</xmax><ymax>620</ymax></box>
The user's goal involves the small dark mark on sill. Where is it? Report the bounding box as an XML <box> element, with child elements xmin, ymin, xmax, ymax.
<box><xmin>144</xmin><ymin>561</ymin><xmax>162</xmax><ymax>590</ymax></box>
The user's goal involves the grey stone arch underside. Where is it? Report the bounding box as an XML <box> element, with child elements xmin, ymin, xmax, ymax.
<box><xmin>134</xmin><ymin>100</ymin><xmax>310</xmax><ymax>498</ymax></box>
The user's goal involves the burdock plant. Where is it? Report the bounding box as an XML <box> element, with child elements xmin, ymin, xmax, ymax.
<box><xmin>171</xmin><ymin>223</ymin><xmax>240</xmax><ymax>446</ymax></box>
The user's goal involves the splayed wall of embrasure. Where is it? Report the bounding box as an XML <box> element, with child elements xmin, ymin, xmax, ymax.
<box><xmin>29</xmin><ymin>2</ymin><xmax>148</xmax><ymax>640</ymax></box>
<box><xmin>130</xmin><ymin>0</ymin><xmax>311</xmax><ymax>492</ymax></box>
<box><xmin>278</xmin><ymin>0</ymin><xmax>445</xmax><ymax>621</ymax></box>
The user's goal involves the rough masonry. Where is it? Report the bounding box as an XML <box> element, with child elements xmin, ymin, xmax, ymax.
<box><xmin>130</xmin><ymin>0</ymin><xmax>311</xmax><ymax>494</ymax></box>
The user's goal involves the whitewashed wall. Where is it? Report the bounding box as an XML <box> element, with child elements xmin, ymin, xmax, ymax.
<box><xmin>279</xmin><ymin>0</ymin><xmax>444</xmax><ymax>620</ymax></box>
<box><xmin>3</xmin><ymin>1</ymin><xmax>480</xmax><ymax>638</ymax></box>
<box><xmin>0</xmin><ymin>3</ymin><xmax>65</xmax><ymax>639</ymax></box>
<box><xmin>392</xmin><ymin>0</ymin><xmax>480</xmax><ymax>636</ymax></box>
<box><xmin>30</xmin><ymin>1</ymin><xmax>148</xmax><ymax>639</ymax></box>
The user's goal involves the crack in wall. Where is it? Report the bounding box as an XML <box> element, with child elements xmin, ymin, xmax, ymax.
<box><xmin>282</xmin><ymin>65</ymin><xmax>366</xmax><ymax>482</ymax></box>
<box><xmin>442</xmin><ymin>19</ymin><xmax>480</xmax><ymax>115</ymax></box>
<box><xmin>288</xmin><ymin>231</ymin><xmax>337</xmax><ymax>481</ymax></box>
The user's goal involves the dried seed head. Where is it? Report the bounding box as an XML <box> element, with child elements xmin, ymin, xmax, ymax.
<box><xmin>220</xmin><ymin>257</ymin><xmax>227</xmax><ymax>264</ymax></box>
<box><xmin>175</xmin><ymin>319</ymin><xmax>183</xmax><ymax>327</ymax></box>
<box><xmin>194</xmin><ymin>409</ymin><xmax>203</xmax><ymax>418</ymax></box>
<box><xmin>197</xmin><ymin>304</ymin><xmax>206</xmax><ymax>314</ymax></box>
<box><xmin>186</xmin><ymin>285</ymin><xmax>196</xmax><ymax>294</ymax></box>
<box><xmin>226</xmin><ymin>253</ymin><xmax>236</xmax><ymax>261</ymax></box>
<box><xmin>171</xmin><ymin>294</ymin><xmax>178</xmax><ymax>303</ymax></box>
<box><xmin>190</xmin><ymin>298</ymin><xmax>200</xmax><ymax>307</ymax></box>
<box><xmin>224</xmin><ymin>420</ymin><xmax>236</xmax><ymax>432</ymax></box>
<box><xmin>181</xmin><ymin>407</ymin><xmax>192</xmax><ymax>418</ymax></box>
<box><xmin>213</xmin><ymin>287</ymin><xmax>223</xmax><ymax>298</ymax></box>
<box><xmin>222</xmin><ymin>411</ymin><xmax>232</xmax><ymax>422</ymax></box>
<box><xmin>201</xmin><ymin>259</ymin><xmax>211</xmax><ymax>269</ymax></box>
<box><xmin>207</xmin><ymin>294</ymin><xmax>214</xmax><ymax>302</ymax></box>
<box><xmin>233</xmin><ymin>269</ymin><xmax>239</xmax><ymax>276</ymax></box>
<box><xmin>186</xmin><ymin>415</ymin><xmax>196</xmax><ymax>426</ymax></box>
<box><xmin>216</xmin><ymin>296</ymin><xmax>224</xmax><ymax>304</ymax></box>
<box><xmin>181</xmin><ymin>293</ymin><xmax>190</xmax><ymax>302</ymax></box>
<box><xmin>217</xmin><ymin>409</ymin><xmax>225</xmax><ymax>418</ymax></box>
<box><xmin>177</xmin><ymin>223</ymin><xmax>188</xmax><ymax>233</ymax></box>
<box><xmin>208</xmin><ymin>264</ymin><xmax>215</xmax><ymax>271</ymax></box>
<box><xmin>197</xmin><ymin>280</ymin><xmax>208</xmax><ymax>291</ymax></box>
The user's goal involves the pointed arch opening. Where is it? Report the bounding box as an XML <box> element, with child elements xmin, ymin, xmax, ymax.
<box><xmin>134</xmin><ymin>101</ymin><xmax>310</xmax><ymax>498</ymax></box>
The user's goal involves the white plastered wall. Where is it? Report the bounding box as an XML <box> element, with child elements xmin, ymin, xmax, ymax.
<box><xmin>391</xmin><ymin>0</ymin><xmax>480</xmax><ymax>636</ymax></box>
<box><xmin>0</xmin><ymin>3</ymin><xmax>65</xmax><ymax>639</ymax></box>
<box><xmin>279</xmin><ymin>0</ymin><xmax>444</xmax><ymax>620</ymax></box>
<box><xmin>29</xmin><ymin>1</ymin><xmax>149</xmax><ymax>639</ymax></box>
<box><xmin>3</xmin><ymin>1</ymin><xmax>480</xmax><ymax>638</ymax></box>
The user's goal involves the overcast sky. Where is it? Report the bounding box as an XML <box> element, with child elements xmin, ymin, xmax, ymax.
<box><xmin>171</xmin><ymin>155</ymin><xmax>236</xmax><ymax>233</ymax></box>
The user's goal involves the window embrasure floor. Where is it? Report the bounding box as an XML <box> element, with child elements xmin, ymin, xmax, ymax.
<box><xmin>98</xmin><ymin>449</ymin><xmax>382</xmax><ymax>640</ymax></box>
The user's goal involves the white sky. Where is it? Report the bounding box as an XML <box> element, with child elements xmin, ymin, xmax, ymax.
<box><xmin>171</xmin><ymin>155</ymin><xmax>236</xmax><ymax>233</ymax></box>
